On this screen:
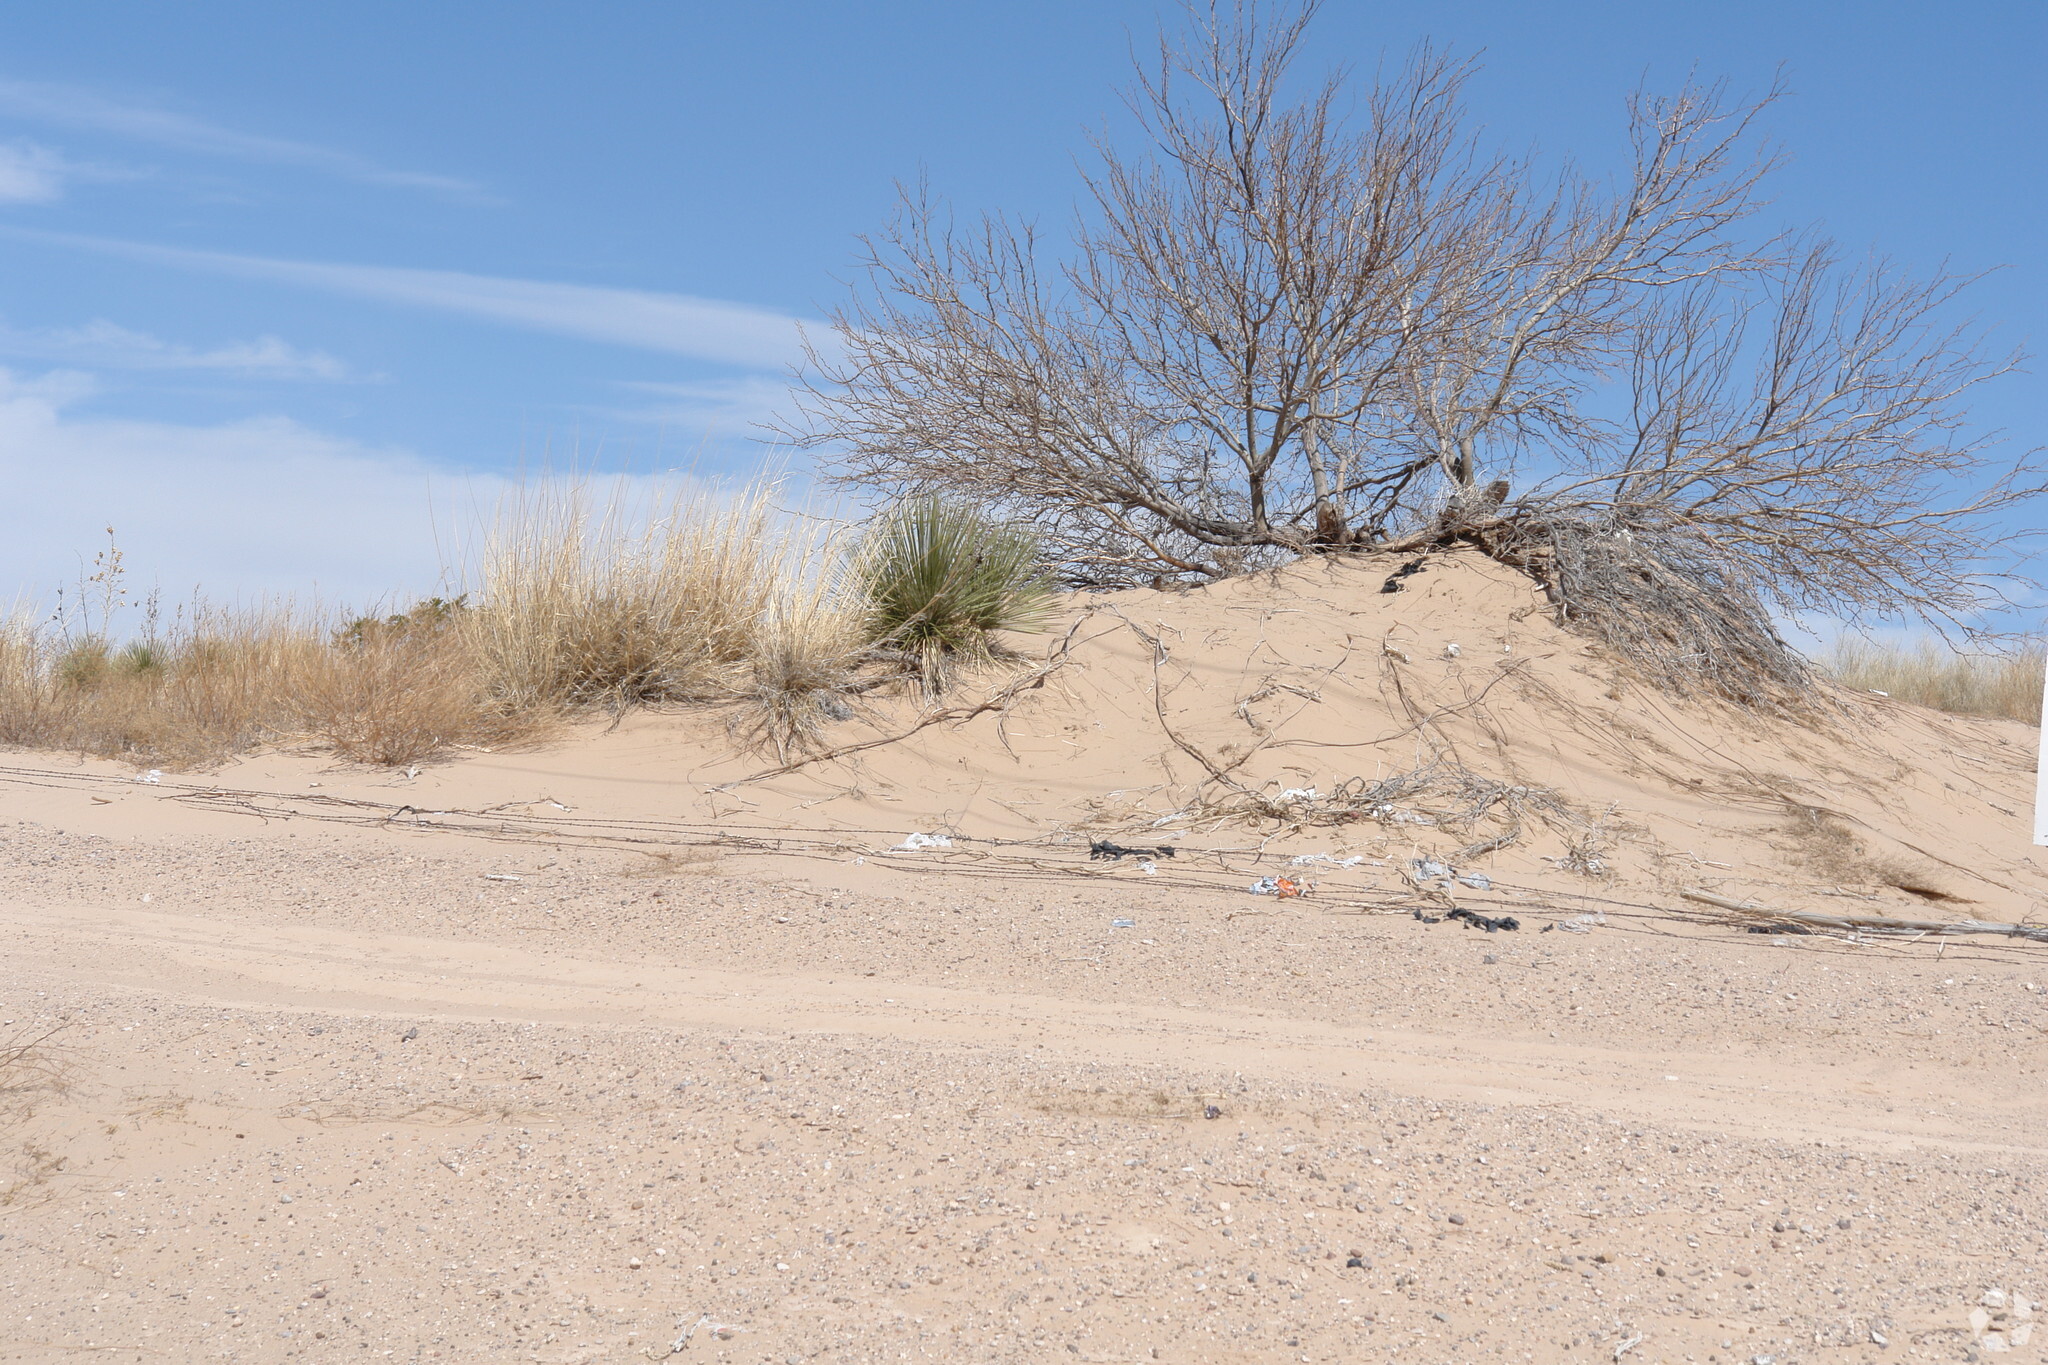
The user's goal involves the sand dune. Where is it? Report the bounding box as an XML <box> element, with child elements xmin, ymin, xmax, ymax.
<box><xmin>3</xmin><ymin>551</ymin><xmax>2044</xmax><ymax>1362</ymax></box>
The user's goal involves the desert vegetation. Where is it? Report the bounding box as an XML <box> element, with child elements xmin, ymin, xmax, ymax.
<box><xmin>781</xmin><ymin>0</ymin><xmax>2043</xmax><ymax>707</ymax></box>
<box><xmin>2</xmin><ymin>4</ymin><xmax>2039</xmax><ymax>769</ymax></box>
<box><xmin>0</xmin><ymin>485</ymin><xmax>1056</xmax><ymax>769</ymax></box>
<box><xmin>1824</xmin><ymin>637</ymin><xmax>2045</xmax><ymax>724</ymax></box>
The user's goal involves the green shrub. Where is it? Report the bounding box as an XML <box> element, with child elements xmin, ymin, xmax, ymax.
<box><xmin>54</xmin><ymin>639</ymin><xmax>112</xmax><ymax>690</ymax></box>
<box><xmin>853</xmin><ymin>496</ymin><xmax>1055</xmax><ymax>693</ymax></box>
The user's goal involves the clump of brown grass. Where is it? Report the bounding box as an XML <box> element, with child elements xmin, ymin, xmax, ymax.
<box><xmin>1825</xmin><ymin>637</ymin><xmax>2044</xmax><ymax>724</ymax></box>
<box><xmin>0</xmin><ymin>601</ymin><xmax>526</xmax><ymax>769</ymax></box>
<box><xmin>1782</xmin><ymin>804</ymin><xmax>1967</xmax><ymax>903</ymax></box>
<box><xmin>0</xmin><ymin>607</ymin><xmax>315</xmax><ymax>766</ymax></box>
<box><xmin>0</xmin><ymin>480</ymin><xmax>886</xmax><ymax>770</ymax></box>
<box><xmin>299</xmin><ymin>614</ymin><xmax>535</xmax><ymax>767</ymax></box>
<box><xmin>731</xmin><ymin>586</ymin><xmax>868</xmax><ymax>760</ymax></box>
<box><xmin>463</xmin><ymin>480</ymin><xmax>792</xmax><ymax>711</ymax></box>
<box><xmin>462</xmin><ymin>478</ymin><xmax>877</xmax><ymax>756</ymax></box>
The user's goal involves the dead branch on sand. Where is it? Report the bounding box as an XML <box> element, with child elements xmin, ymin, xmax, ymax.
<box><xmin>716</xmin><ymin>617</ymin><xmax>1108</xmax><ymax>787</ymax></box>
<box><xmin>1680</xmin><ymin>889</ymin><xmax>2048</xmax><ymax>943</ymax></box>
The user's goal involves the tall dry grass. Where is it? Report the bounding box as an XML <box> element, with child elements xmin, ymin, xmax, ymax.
<box><xmin>0</xmin><ymin>603</ymin><xmax>516</xmax><ymax>769</ymax></box>
<box><xmin>0</xmin><ymin>479</ymin><xmax>875</xmax><ymax>770</ymax></box>
<box><xmin>465</xmin><ymin>481</ymin><xmax>805</xmax><ymax>708</ymax></box>
<box><xmin>1825</xmin><ymin>638</ymin><xmax>2045</xmax><ymax>724</ymax></box>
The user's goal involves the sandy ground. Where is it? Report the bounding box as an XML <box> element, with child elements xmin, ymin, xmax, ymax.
<box><xmin>2</xmin><ymin>806</ymin><xmax>2045</xmax><ymax>1365</ymax></box>
<box><xmin>4</xmin><ymin>555</ymin><xmax>2046</xmax><ymax>1363</ymax></box>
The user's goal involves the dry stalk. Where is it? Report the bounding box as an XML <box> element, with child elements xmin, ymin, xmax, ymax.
<box><xmin>1679</xmin><ymin>889</ymin><xmax>2048</xmax><ymax>944</ymax></box>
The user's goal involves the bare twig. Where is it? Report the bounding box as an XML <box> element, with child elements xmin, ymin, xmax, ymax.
<box><xmin>1679</xmin><ymin>889</ymin><xmax>2048</xmax><ymax>943</ymax></box>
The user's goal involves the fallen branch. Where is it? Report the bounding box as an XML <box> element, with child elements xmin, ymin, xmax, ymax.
<box><xmin>718</xmin><ymin>620</ymin><xmax>1106</xmax><ymax>787</ymax></box>
<box><xmin>1680</xmin><ymin>889</ymin><xmax>2048</xmax><ymax>943</ymax></box>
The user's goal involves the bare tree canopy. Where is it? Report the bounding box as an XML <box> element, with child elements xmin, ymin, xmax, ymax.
<box><xmin>780</xmin><ymin>0</ymin><xmax>2042</xmax><ymax>704</ymax></box>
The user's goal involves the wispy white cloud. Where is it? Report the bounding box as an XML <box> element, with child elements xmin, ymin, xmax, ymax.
<box><xmin>0</xmin><ymin>318</ymin><xmax>356</xmax><ymax>380</ymax></box>
<box><xmin>0</xmin><ymin>77</ymin><xmax>485</xmax><ymax>200</ymax></box>
<box><xmin>2</xmin><ymin>228</ymin><xmax>822</xmax><ymax>368</ymax></box>
<box><xmin>0</xmin><ymin>137</ymin><xmax>99</xmax><ymax>203</ymax></box>
<box><xmin>607</xmin><ymin>375</ymin><xmax>800</xmax><ymax>440</ymax></box>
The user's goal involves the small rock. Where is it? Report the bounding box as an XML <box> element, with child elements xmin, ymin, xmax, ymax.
<box><xmin>1731</xmin><ymin>1264</ymin><xmax>1754</xmax><ymax>1278</ymax></box>
<box><xmin>1837</xmin><ymin>1217</ymin><xmax>1851</xmax><ymax>1229</ymax></box>
<box><xmin>1984</xmin><ymin>1289</ymin><xmax>2009</xmax><ymax>1309</ymax></box>
<box><xmin>1482</xmin><ymin>954</ymin><xmax>1498</xmax><ymax>965</ymax></box>
<box><xmin>278</xmin><ymin>1195</ymin><xmax>293</xmax><ymax>1204</ymax></box>
<box><xmin>1447</xmin><ymin>1213</ymin><xmax>1466</xmax><ymax>1226</ymax></box>
<box><xmin>1346</xmin><ymin>1256</ymin><xmax>1368</xmax><ymax>1269</ymax></box>
<box><xmin>400</xmin><ymin>1027</ymin><xmax>418</xmax><ymax>1042</ymax></box>
<box><xmin>1203</xmin><ymin>1104</ymin><xmax>1222</xmax><ymax>1120</ymax></box>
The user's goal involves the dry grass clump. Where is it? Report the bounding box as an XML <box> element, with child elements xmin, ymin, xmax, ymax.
<box><xmin>0</xmin><ymin>482</ymin><xmax>1061</xmax><ymax>771</ymax></box>
<box><xmin>728</xmin><ymin>581</ymin><xmax>866</xmax><ymax>761</ymax></box>
<box><xmin>462</xmin><ymin>479</ymin><xmax>878</xmax><ymax>758</ymax></box>
<box><xmin>301</xmin><ymin>609</ymin><xmax>534</xmax><ymax>766</ymax></box>
<box><xmin>0</xmin><ymin>604</ymin><xmax>517</xmax><ymax>768</ymax></box>
<box><xmin>463</xmin><ymin>481</ymin><xmax>794</xmax><ymax>711</ymax></box>
<box><xmin>1825</xmin><ymin>638</ymin><xmax>2044</xmax><ymax>724</ymax></box>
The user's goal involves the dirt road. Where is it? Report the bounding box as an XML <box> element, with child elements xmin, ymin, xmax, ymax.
<box><xmin>4</xmin><ymin>814</ymin><xmax>2045</xmax><ymax>1363</ymax></box>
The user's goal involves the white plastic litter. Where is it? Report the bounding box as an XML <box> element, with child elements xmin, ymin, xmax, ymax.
<box><xmin>893</xmin><ymin>832</ymin><xmax>953</xmax><ymax>852</ymax></box>
<box><xmin>1138</xmin><ymin>860</ymin><xmax>1159</xmax><ymax>875</ymax></box>
<box><xmin>1273</xmin><ymin>786</ymin><xmax>1321</xmax><ymax>803</ymax></box>
<box><xmin>1291</xmin><ymin>853</ymin><xmax>1375</xmax><ymax>868</ymax></box>
<box><xmin>136</xmin><ymin>769</ymin><xmax>162</xmax><ymax>784</ymax></box>
<box><xmin>1555</xmin><ymin>912</ymin><xmax>1607</xmax><ymax>933</ymax></box>
<box><xmin>1444</xmin><ymin>642</ymin><xmax>1462</xmax><ymax>658</ymax></box>
<box><xmin>481</xmin><ymin>873</ymin><xmax>522</xmax><ymax>882</ymax></box>
<box><xmin>1411</xmin><ymin>859</ymin><xmax>1454</xmax><ymax>881</ymax></box>
<box><xmin>1456</xmin><ymin>873</ymin><xmax>1493</xmax><ymax>891</ymax></box>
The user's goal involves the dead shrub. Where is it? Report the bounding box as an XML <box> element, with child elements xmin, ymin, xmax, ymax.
<box><xmin>297</xmin><ymin>625</ymin><xmax>535</xmax><ymax>768</ymax></box>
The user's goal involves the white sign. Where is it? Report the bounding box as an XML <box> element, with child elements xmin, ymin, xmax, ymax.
<box><xmin>2031</xmin><ymin>658</ymin><xmax>2048</xmax><ymax>843</ymax></box>
<box><xmin>2039</xmin><ymin>659</ymin><xmax>2048</xmax><ymax>845</ymax></box>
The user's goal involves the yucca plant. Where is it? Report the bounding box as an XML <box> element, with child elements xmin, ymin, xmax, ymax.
<box><xmin>853</xmin><ymin>496</ymin><xmax>1056</xmax><ymax>693</ymax></box>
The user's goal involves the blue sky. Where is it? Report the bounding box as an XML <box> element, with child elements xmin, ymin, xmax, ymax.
<box><xmin>1</xmin><ymin>0</ymin><xmax>2041</xmax><ymax>609</ymax></box>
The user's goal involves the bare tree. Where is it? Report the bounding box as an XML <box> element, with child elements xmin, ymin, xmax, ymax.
<box><xmin>782</xmin><ymin>0</ymin><xmax>2040</xmax><ymax>701</ymax></box>
<box><xmin>785</xmin><ymin>3</ymin><xmax>1483</xmax><ymax>575</ymax></box>
<box><xmin>1490</xmin><ymin>247</ymin><xmax>2037</xmax><ymax>699</ymax></box>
